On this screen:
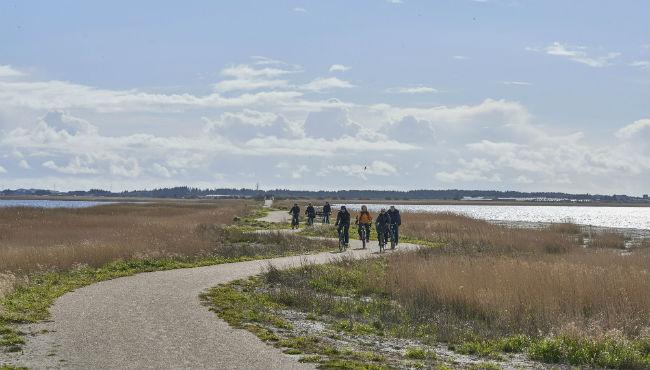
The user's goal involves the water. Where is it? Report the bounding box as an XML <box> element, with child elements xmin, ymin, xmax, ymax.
<box><xmin>0</xmin><ymin>199</ymin><xmax>115</xmax><ymax>209</ymax></box>
<box><xmin>337</xmin><ymin>204</ymin><xmax>650</xmax><ymax>230</ymax></box>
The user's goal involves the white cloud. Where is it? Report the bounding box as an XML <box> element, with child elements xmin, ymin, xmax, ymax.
<box><xmin>452</xmin><ymin>55</ymin><xmax>468</xmax><ymax>60</ymax></box>
<box><xmin>329</xmin><ymin>64</ymin><xmax>351</xmax><ymax>72</ymax></box>
<box><xmin>151</xmin><ymin>163</ymin><xmax>172</xmax><ymax>178</ymax></box>
<box><xmin>436</xmin><ymin>158</ymin><xmax>502</xmax><ymax>183</ymax></box>
<box><xmin>203</xmin><ymin>109</ymin><xmax>301</xmax><ymax>142</ymax></box>
<box><xmin>629</xmin><ymin>60</ymin><xmax>650</xmax><ymax>69</ymax></box>
<box><xmin>301</xmin><ymin>77</ymin><xmax>355</xmax><ymax>91</ymax></box>
<box><xmin>527</xmin><ymin>42</ymin><xmax>621</xmax><ymax>67</ymax></box>
<box><xmin>385</xmin><ymin>86</ymin><xmax>438</xmax><ymax>94</ymax></box>
<box><xmin>615</xmin><ymin>118</ymin><xmax>650</xmax><ymax>140</ymax></box>
<box><xmin>383</xmin><ymin>116</ymin><xmax>435</xmax><ymax>143</ymax></box>
<box><xmin>501</xmin><ymin>81</ymin><xmax>531</xmax><ymax>86</ymax></box>
<box><xmin>386</xmin><ymin>0</ymin><xmax>403</xmax><ymax>3</ymax></box>
<box><xmin>292</xmin><ymin>7</ymin><xmax>307</xmax><ymax>13</ymax></box>
<box><xmin>0</xmin><ymin>65</ymin><xmax>25</xmax><ymax>78</ymax></box>
<box><xmin>18</xmin><ymin>160</ymin><xmax>31</xmax><ymax>169</ymax></box>
<box><xmin>0</xmin><ymin>165</ymin><xmax>6</xmax><ymax>174</ymax></box>
<box><xmin>43</xmin><ymin>157</ymin><xmax>98</xmax><ymax>175</ymax></box>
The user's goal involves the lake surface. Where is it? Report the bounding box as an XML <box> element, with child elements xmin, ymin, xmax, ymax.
<box><xmin>0</xmin><ymin>199</ymin><xmax>115</xmax><ymax>208</ymax></box>
<box><xmin>338</xmin><ymin>203</ymin><xmax>650</xmax><ymax>230</ymax></box>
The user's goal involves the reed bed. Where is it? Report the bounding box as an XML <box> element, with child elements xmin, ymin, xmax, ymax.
<box><xmin>0</xmin><ymin>200</ymin><xmax>251</xmax><ymax>274</ymax></box>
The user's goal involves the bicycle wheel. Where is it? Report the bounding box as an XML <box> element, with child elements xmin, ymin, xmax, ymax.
<box><xmin>361</xmin><ymin>228</ymin><xmax>366</xmax><ymax>249</ymax></box>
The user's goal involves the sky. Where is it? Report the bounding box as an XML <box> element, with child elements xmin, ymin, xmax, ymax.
<box><xmin>0</xmin><ymin>0</ymin><xmax>649</xmax><ymax>194</ymax></box>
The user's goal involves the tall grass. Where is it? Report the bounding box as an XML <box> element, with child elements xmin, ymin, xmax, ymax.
<box><xmin>387</xmin><ymin>249</ymin><xmax>650</xmax><ymax>339</ymax></box>
<box><xmin>0</xmin><ymin>200</ymin><xmax>251</xmax><ymax>274</ymax></box>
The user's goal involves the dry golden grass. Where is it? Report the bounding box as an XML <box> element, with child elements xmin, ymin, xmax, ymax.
<box><xmin>0</xmin><ymin>200</ymin><xmax>252</xmax><ymax>274</ymax></box>
<box><xmin>399</xmin><ymin>212</ymin><xmax>581</xmax><ymax>254</ymax></box>
<box><xmin>589</xmin><ymin>231</ymin><xmax>627</xmax><ymax>249</ymax></box>
<box><xmin>384</xmin><ymin>212</ymin><xmax>650</xmax><ymax>339</ymax></box>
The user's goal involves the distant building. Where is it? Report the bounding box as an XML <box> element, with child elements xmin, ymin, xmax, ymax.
<box><xmin>644</xmin><ymin>194</ymin><xmax>649</xmax><ymax>199</ymax></box>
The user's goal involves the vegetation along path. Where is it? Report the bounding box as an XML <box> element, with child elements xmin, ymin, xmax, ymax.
<box><xmin>6</xmin><ymin>211</ymin><xmax>418</xmax><ymax>369</ymax></box>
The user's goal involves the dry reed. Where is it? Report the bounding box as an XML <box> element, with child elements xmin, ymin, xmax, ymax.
<box><xmin>0</xmin><ymin>200</ymin><xmax>251</xmax><ymax>274</ymax></box>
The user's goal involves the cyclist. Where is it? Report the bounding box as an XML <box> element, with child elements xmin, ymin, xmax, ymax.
<box><xmin>305</xmin><ymin>203</ymin><xmax>316</xmax><ymax>226</ymax></box>
<box><xmin>335</xmin><ymin>206</ymin><xmax>351</xmax><ymax>247</ymax></box>
<box><xmin>387</xmin><ymin>205</ymin><xmax>401</xmax><ymax>246</ymax></box>
<box><xmin>288</xmin><ymin>203</ymin><xmax>300</xmax><ymax>229</ymax></box>
<box><xmin>322</xmin><ymin>202</ymin><xmax>332</xmax><ymax>224</ymax></box>
<box><xmin>355</xmin><ymin>205</ymin><xmax>372</xmax><ymax>248</ymax></box>
<box><xmin>375</xmin><ymin>208</ymin><xmax>391</xmax><ymax>250</ymax></box>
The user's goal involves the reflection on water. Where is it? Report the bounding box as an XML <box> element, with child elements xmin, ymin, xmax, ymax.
<box><xmin>0</xmin><ymin>199</ymin><xmax>115</xmax><ymax>209</ymax></box>
<box><xmin>338</xmin><ymin>204</ymin><xmax>650</xmax><ymax>230</ymax></box>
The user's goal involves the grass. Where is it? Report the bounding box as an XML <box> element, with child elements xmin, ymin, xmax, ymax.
<box><xmin>0</xmin><ymin>201</ymin><xmax>336</xmax><ymax>352</ymax></box>
<box><xmin>204</xmin><ymin>211</ymin><xmax>650</xmax><ymax>369</ymax></box>
<box><xmin>0</xmin><ymin>200</ymin><xmax>252</xmax><ymax>275</ymax></box>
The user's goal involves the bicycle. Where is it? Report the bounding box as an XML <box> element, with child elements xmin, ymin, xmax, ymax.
<box><xmin>291</xmin><ymin>214</ymin><xmax>299</xmax><ymax>229</ymax></box>
<box><xmin>389</xmin><ymin>224</ymin><xmax>397</xmax><ymax>250</ymax></box>
<box><xmin>338</xmin><ymin>227</ymin><xmax>347</xmax><ymax>252</ymax></box>
<box><xmin>306</xmin><ymin>215</ymin><xmax>314</xmax><ymax>227</ymax></box>
<box><xmin>378</xmin><ymin>225</ymin><xmax>388</xmax><ymax>253</ymax></box>
<box><xmin>358</xmin><ymin>224</ymin><xmax>368</xmax><ymax>249</ymax></box>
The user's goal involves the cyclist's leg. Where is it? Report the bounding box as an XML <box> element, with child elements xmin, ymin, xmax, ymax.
<box><xmin>344</xmin><ymin>224</ymin><xmax>349</xmax><ymax>245</ymax></box>
<box><xmin>364</xmin><ymin>224</ymin><xmax>370</xmax><ymax>242</ymax></box>
<box><xmin>394</xmin><ymin>225</ymin><xmax>399</xmax><ymax>244</ymax></box>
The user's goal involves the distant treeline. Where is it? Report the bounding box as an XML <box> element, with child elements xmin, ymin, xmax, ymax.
<box><xmin>1</xmin><ymin>186</ymin><xmax>647</xmax><ymax>203</ymax></box>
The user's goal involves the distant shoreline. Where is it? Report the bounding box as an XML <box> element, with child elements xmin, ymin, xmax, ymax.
<box><xmin>2</xmin><ymin>195</ymin><xmax>649</xmax><ymax>207</ymax></box>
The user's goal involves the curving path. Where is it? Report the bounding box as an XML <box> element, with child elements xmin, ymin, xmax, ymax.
<box><xmin>5</xmin><ymin>211</ymin><xmax>417</xmax><ymax>369</ymax></box>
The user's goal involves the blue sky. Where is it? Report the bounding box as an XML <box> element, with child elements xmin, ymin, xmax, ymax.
<box><xmin>0</xmin><ymin>1</ymin><xmax>649</xmax><ymax>194</ymax></box>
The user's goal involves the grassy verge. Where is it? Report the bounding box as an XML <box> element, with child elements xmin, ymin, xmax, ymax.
<box><xmin>0</xmin><ymin>225</ymin><xmax>336</xmax><ymax>352</ymax></box>
<box><xmin>204</xmin><ymin>254</ymin><xmax>650</xmax><ymax>369</ymax></box>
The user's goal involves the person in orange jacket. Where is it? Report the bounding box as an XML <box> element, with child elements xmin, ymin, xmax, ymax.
<box><xmin>355</xmin><ymin>205</ymin><xmax>372</xmax><ymax>247</ymax></box>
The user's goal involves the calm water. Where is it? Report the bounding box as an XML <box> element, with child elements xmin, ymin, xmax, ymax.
<box><xmin>338</xmin><ymin>203</ymin><xmax>650</xmax><ymax>230</ymax></box>
<box><xmin>0</xmin><ymin>199</ymin><xmax>115</xmax><ymax>208</ymax></box>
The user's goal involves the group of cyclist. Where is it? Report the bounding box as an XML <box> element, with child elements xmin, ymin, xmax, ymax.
<box><xmin>288</xmin><ymin>202</ymin><xmax>402</xmax><ymax>251</ymax></box>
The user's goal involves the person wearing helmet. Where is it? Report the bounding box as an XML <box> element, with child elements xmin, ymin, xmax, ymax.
<box><xmin>387</xmin><ymin>205</ymin><xmax>402</xmax><ymax>246</ymax></box>
<box><xmin>288</xmin><ymin>203</ymin><xmax>300</xmax><ymax>229</ymax></box>
<box><xmin>375</xmin><ymin>208</ymin><xmax>392</xmax><ymax>249</ymax></box>
<box><xmin>355</xmin><ymin>205</ymin><xmax>372</xmax><ymax>248</ymax></box>
<box><xmin>335</xmin><ymin>205</ymin><xmax>351</xmax><ymax>246</ymax></box>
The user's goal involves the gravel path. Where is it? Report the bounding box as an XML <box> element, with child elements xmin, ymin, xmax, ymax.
<box><xmin>4</xmin><ymin>211</ymin><xmax>417</xmax><ymax>369</ymax></box>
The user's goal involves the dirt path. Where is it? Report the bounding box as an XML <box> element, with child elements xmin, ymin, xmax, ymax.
<box><xmin>4</xmin><ymin>211</ymin><xmax>417</xmax><ymax>369</ymax></box>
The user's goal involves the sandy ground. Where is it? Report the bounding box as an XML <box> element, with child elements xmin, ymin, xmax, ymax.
<box><xmin>2</xmin><ymin>211</ymin><xmax>416</xmax><ymax>369</ymax></box>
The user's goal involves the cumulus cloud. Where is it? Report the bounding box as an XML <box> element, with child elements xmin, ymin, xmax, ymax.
<box><xmin>615</xmin><ymin>118</ymin><xmax>650</xmax><ymax>140</ymax></box>
<box><xmin>43</xmin><ymin>157</ymin><xmax>98</xmax><ymax>175</ymax></box>
<box><xmin>527</xmin><ymin>42</ymin><xmax>621</xmax><ymax>67</ymax></box>
<box><xmin>0</xmin><ymin>65</ymin><xmax>25</xmax><ymax>78</ymax></box>
<box><xmin>203</xmin><ymin>109</ymin><xmax>301</xmax><ymax>142</ymax></box>
<box><xmin>385</xmin><ymin>86</ymin><xmax>438</xmax><ymax>94</ymax></box>
<box><xmin>383</xmin><ymin>116</ymin><xmax>435</xmax><ymax>143</ymax></box>
<box><xmin>329</xmin><ymin>64</ymin><xmax>351</xmax><ymax>72</ymax></box>
<box><xmin>301</xmin><ymin>77</ymin><xmax>354</xmax><ymax>91</ymax></box>
<box><xmin>1</xmin><ymin>58</ymin><xmax>648</xmax><ymax>194</ymax></box>
<box><xmin>292</xmin><ymin>7</ymin><xmax>307</xmax><ymax>13</ymax></box>
<box><xmin>303</xmin><ymin>107</ymin><xmax>361</xmax><ymax>139</ymax></box>
<box><xmin>0</xmin><ymin>165</ymin><xmax>6</xmax><ymax>174</ymax></box>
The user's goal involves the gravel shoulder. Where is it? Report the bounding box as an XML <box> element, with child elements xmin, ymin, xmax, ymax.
<box><xmin>3</xmin><ymin>211</ymin><xmax>416</xmax><ymax>369</ymax></box>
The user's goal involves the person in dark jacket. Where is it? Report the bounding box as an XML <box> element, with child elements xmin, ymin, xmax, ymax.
<box><xmin>289</xmin><ymin>203</ymin><xmax>300</xmax><ymax>229</ymax></box>
<box><xmin>322</xmin><ymin>202</ymin><xmax>332</xmax><ymax>224</ymax></box>
<box><xmin>335</xmin><ymin>206</ymin><xmax>351</xmax><ymax>246</ymax></box>
<box><xmin>305</xmin><ymin>203</ymin><xmax>316</xmax><ymax>226</ymax></box>
<box><xmin>375</xmin><ymin>208</ymin><xmax>391</xmax><ymax>248</ymax></box>
<box><xmin>387</xmin><ymin>205</ymin><xmax>401</xmax><ymax>246</ymax></box>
